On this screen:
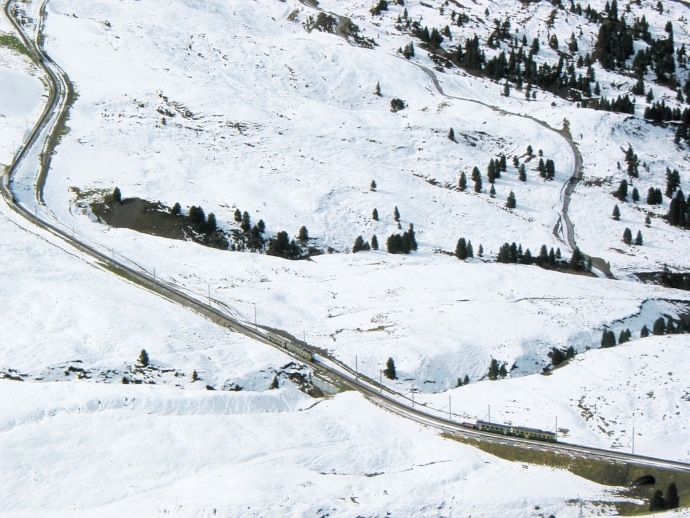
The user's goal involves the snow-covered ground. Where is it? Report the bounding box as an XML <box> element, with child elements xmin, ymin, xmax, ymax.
<box><xmin>2</xmin><ymin>0</ymin><xmax>690</xmax><ymax>514</ymax></box>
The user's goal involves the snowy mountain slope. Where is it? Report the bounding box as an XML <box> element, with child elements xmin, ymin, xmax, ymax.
<box><xmin>421</xmin><ymin>334</ymin><xmax>690</xmax><ymax>462</ymax></box>
<box><xmin>0</xmin><ymin>384</ymin><xmax>622</xmax><ymax>517</ymax></box>
<box><xmin>1</xmin><ymin>0</ymin><xmax>690</xmax><ymax>514</ymax></box>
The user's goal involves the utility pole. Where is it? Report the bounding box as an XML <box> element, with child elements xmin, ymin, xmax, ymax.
<box><xmin>632</xmin><ymin>427</ymin><xmax>635</xmax><ymax>454</ymax></box>
<box><xmin>449</xmin><ymin>395</ymin><xmax>452</xmax><ymax>420</ymax></box>
<box><xmin>153</xmin><ymin>267</ymin><xmax>156</xmax><ymax>289</ymax></box>
<box><xmin>488</xmin><ymin>405</ymin><xmax>491</xmax><ymax>423</ymax></box>
<box><xmin>556</xmin><ymin>416</ymin><xmax>558</xmax><ymax>440</ymax></box>
<box><xmin>355</xmin><ymin>355</ymin><xmax>358</xmax><ymax>376</ymax></box>
<box><xmin>254</xmin><ymin>306</ymin><xmax>257</xmax><ymax>328</ymax></box>
<box><xmin>207</xmin><ymin>283</ymin><xmax>211</xmax><ymax>305</ymax></box>
<box><xmin>303</xmin><ymin>330</ymin><xmax>306</xmax><ymax>343</ymax></box>
<box><xmin>379</xmin><ymin>370</ymin><xmax>382</xmax><ymax>393</ymax></box>
<box><xmin>412</xmin><ymin>390</ymin><xmax>415</xmax><ymax>408</ymax></box>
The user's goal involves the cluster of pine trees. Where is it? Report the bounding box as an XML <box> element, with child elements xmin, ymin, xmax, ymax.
<box><xmin>602</xmin><ymin>314</ymin><xmax>690</xmax><ymax>348</ymax></box>
<box><xmin>549</xmin><ymin>346</ymin><xmax>576</xmax><ymax>367</ymax></box>
<box><xmin>649</xmin><ymin>483</ymin><xmax>680</xmax><ymax>511</ymax></box>
<box><xmin>487</xmin><ymin>358</ymin><xmax>508</xmax><ymax>380</ymax></box>
<box><xmin>455</xmin><ymin>374</ymin><xmax>471</xmax><ymax>387</ymax></box>
<box><xmin>495</xmin><ymin>242</ymin><xmax>590</xmax><ymax>271</ymax></box>
<box><xmin>387</xmin><ymin>224</ymin><xmax>418</xmax><ymax>254</ymax></box>
<box><xmin>454</xmin><ymin>237</ymin><xmax>475</xmax><ymax>259</ymax></box>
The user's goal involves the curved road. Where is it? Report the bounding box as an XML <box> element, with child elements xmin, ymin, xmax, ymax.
<box><xmin>2</xmin><ymin>0</ymin><xmax>686</xmax><ymax>476</ymax></box>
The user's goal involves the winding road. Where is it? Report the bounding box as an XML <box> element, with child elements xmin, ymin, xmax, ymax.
<box><xmin>1</xmin><ymin>0</ymin><xmax>687</xmax><ymax>480</ymax></box>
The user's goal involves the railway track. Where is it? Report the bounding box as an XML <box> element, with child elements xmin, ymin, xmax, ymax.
<box><xmin>2</xmin><ymin>0</ymin><xmax>690</xmax><ymax>478</ymax></box>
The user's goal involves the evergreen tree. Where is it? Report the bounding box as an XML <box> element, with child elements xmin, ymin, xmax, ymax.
<box><xmin>241</xmin><ymin>211</ymin><xmax>251</xmax><ymax>232</ymax></box>
<box><xmin>527</xmin><ymin>144</ymin><xmax>533</xmax><ymax>156</ymax></box>
<box><xmin>455</xmin><ymin>238</ymin><xmax>467</xmax><ymax>259</ymax></box>
<box><xmin>545</xmin><ymin>159</ymin><xmax>556</xmax><ymax>180</ymax></box>
<box><xmin>466</xmin><ymin>241</ymin><xmax>474</xmax><ymax>258</ymax></box>
<box><xmin>371</xmin><ymin>235</ymin><xmax>379</xmax><ymax>250</ymax></box>
<box><xmin>138</xmin><ymin>349</ymin><xmax>149</xmax><ymax>367</ymax></box>
<box><xmin>612</xmin><ymin>204</ymin><xmax>621</xmax><ymax>220</ymax></box>
<box><xmin>617</xmin><ymin>179</ymin><xmax>628</xmax><ymax>200</ymax></box>
<box><xmin>448</xmin><ymin>127</ymin><xmax>455</xmax><ymax>141</ymax></box>
<box><xmin>298</xmin><ymin>226</ymin><xmax>309</xmax><ymax>243</ymax></box>
<box><xmin>474</xmin><ymin>173</ymin><xmax>483</xmax><ymax>193</ymax></box>
<box><xmin>619</xmin><ymin>328</ymin><xmax>632</xmax><ymax>344</ymax></box>
<box><xmin>490</xmin><ymin>184</ymin><xmax>496</xmax><ymax>198</ymax></box>
<box><xmin>538</xmin><ymin>158</ymin><xmax>546</xmax><ymax>177</ymax></box>
<box><xmin>488</xmin><ymin>358</ymin><xmax>501</xmax><ymax>380</ymax></box>
<box><xmin>635</xmin><ymin>230</ymin><xmax>643</xmax><ymax>245</ymax></box>
<box><xmin>478</xmin><ymin>244</ymin><xmax>483</xmax><ymax>257</ymax></box>
<box><xmin>112</xmin><ymin>187</ymin><xmax>122</xmax><ymax>204</ymax></box>
<box><xmin>463</xmin><ymin>374</ymin><xmax>470</xmax><ymax>385</ymax></box>
<box><xmin>234</xmin><ymin>208</ymin><xmax>242</xmax><ymax>222</ymax></box>
<box><xmin>601</xmin><ymin>330</ymin><xmax>616</xmax><ymax>347</ymax></box>
<box><xmin>269</xmin><ymin>376</ymin><xmax>279</xmax><ymax>389</ymax></box>
<box><xmin>499</xmin><ymin>363</ymin><xmax>508</xmax><ymax>378</ymax></box>
<box><xmin>649</xmin><ymin>490</ymin><xmax>666</xmax><ymax>512</ymax></box>
<box><xmin>623</xmin><ymin>227</ymin><xmax>633</xmax><ymax>244</ymax></box>
<box><xmin>353</xmin><ymin>235</ymin><xmax>366</xmax><ymax>253</ymax></box>
<box><xmin>171</xmin><ymin>202</ymin><xmax>181</xmax><ymax>216</ymax></box>
<box><xmin>632</xmin><ymin>187</ymin><xmax>639</xmax><ymax>202</ymax></box>
<box><xmin>459</xmin><ymin>172</ymin><xmax>467</xmax><ymax>191</ymax></box>
<box><xmin>394</xmin><ymin>206</ymin><xmax>400</xmax><ymax>222</ymax></box>
<box><xmin>652</xmin><ymin>317</ymin><xmax>666</xmax><ymax>335</ymax></box>
<box><xmin>456</xmin><ymin>377</ymin><xmax>463</xmax><ymax>387</ymax></box>
<box><xmin>384</xmin><ymin>357</ymin><xmax>397</xmax><ymax>379</ymax></box>
<box><xmin>375</xmin><ymin>82</ymin><xmax>382</xmax><ymax>96</ymax></box>
<box><xmin>538</xmin><ymin>245</ymin><xmax>549</xmax><ymax>264</ymax></box>
<box><xmin>570</xmin><ymin>247</ymin><xmax>585</xmax><ymax>270</ymax></box>
<box><xmin>519</xmin><ymin>164</ymin><xmax>527</xmax><ymax>182</ymax></box>
<box><xmin>499</xmin><ymin>154</ymin><xmax>507</xmax><ymax>172</ymax></box>
<box><xmin>370</xmin><ymin>179</ymin><xmax>377</xmax><ymax>191</ymax></box>
<box><xmin>192</xmin><ymin>370</ymin><xmax>200</xmax><ymax>382</ymax></box>
<box><xmin>257</xmin><ymin>219</ymin><xmax>266</xmax><ymax>233</ymax></box>
<box><xmin>506</xmin><ymin>191</ymin><xmax>516</xmax><ymax>208</ymax></box>
<box><xmin>640</xmin><ymin>325</ymin><xmax>650</xmax><ymax>338</ymax></box>
<box><xmin>372</xmin><ymin>208</ymin><xmax>379</xmax><ymax>221</ymax></box>
<box><xmin>645</xmin><ymin>215</ymin><xmax>652</xmax><ymax>227</ymax></box>
<box><xmin>206</xmin><ymin>213</ymin><xmax>217</xmax><ymax>233</ymax></box>
<box><xmin>666</xmin><ymin>483</ymin><xmax>680</xmax><ymax>509</ymax></box>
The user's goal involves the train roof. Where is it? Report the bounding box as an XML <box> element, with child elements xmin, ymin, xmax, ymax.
<box><xmin>476</xmin><ymin>420</ymin><xmax>510</xmax><ymax>428</ymax></box>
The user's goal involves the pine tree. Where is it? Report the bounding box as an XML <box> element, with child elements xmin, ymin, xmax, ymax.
<box><xmin>635</xmin><ymin>230</ymin><xmax>643</xmax><ymax>245</ymax></box>
<box><xmin>538</xmin><ymin>158</ymin><xmax>546</xmax><ymax>177</ymax></box>
<box><xmin>666</xmin><ymin>483</ymin><xmax>680</xmax><ymax>509</ymax></box>
<box><xmin>192</xmin><ymin>370</ymin><xmax>200</xmax><ymax>382</ymax></box>
<box><xmin>234</xmin><ymin>209</ymin><xmax>242</xmax><ymax>223</ymax></box>
<box><xmin>241</xmin><ymin>211</ymin><xmax>251</xmax><ymax>232</ymax></box>
<box><xmin>384</xmin><ymin>357</ymin><xmax>397</xmax><ymax>379</ymax></box>
<box><xmin>499</xmin><ymin>363</ymin><xmax>508</xmax><ymax>378</ymax></box>
<box><xmin>617</xmin><ymin>179</ymin><xmax>628</xmax><ymax>201</ymax></box>
<box><xmin>375</xmin><ymin>82</ymin><xmax>382</xmax><ymax>96</ymax></box>
<box><xmin>371</xmin><ymin>235</ymin><xmax>379</xmax><ymax>250</ymax></box>
<box><xmin>138</xmin><ymin>349</ymin><xmax>149</xmax><ymax>367</ymax></box>
<box><xmin>206</xmin><ymin>213</ymin><xmax>217</xmax><ymax>233</ymax></box>
<box><xmin>478</xmin><ymin>244</ymin><xmax>483</xmax><ymax>257</ymax></box>
<box><xmin>170</xmin><ymin>202</ymin><xmax>181</xmax><ymax>216</ymax></box>
<box><xmin>269</xmin><ymin>376</ymin><xmax>279</xmax><ymax>389</ymax></box>
<box><xmin>601</xmin><ymin>330</ymin><xmax>616</xmax><ymax>347</ymax></box>
<box><xmin>649</xmin><ymin>490</ymin><xmax>666</xmax><ymax>512</ymax></box>
<box><xmin>632</xmin><ymin>187</ymin><xmax>640</xmax><ymax>202</ymax></box>
<box><xmin>623</xmin><ymin>227</ymin><xmax>633</xmax><ymax>244</ymax></box>
<box><xmin>474</xmin><ymin>174</ymin><xmax>483</xmax><ymax>193</ymax></box>
<box><xmin>394</xmin><ymin>206</ymin><xmax>400</xmax><ymax>222</ymax></box>
<box><xmin>459</xmin><ymin>172</ymin><xmax>467</xmax><ymax>191</ymax></box>
<box><xmin>619</xmin><ymin>328</ymin><xmax>631</xmax><ymax>344</ymax></box>
<box><xmin>519</xmin><ymin>164</ymin><xmax>526</xmax><ymax>182</ymax></box>
<box><xmin>527</xmin><ymin>144</ymin><xmax>533</xmax><ymax>156</ymax></box>
<box><xmin>466</xmin><ymin>241</ymin><xmax>474</xmax><ymax>258</ymax></box>
<box><xmin>298</xmin><ymin>226</ymin><xmax>309</xmax><ymax>242</ymax></box>
<box><xmin>448</xmin><ymin>127</ymin><xmax>455</xmax><ymax>141</ymax></box>
<box><xmin>612</xmin><ymin>205</ymin><xmax>621</xmax><ymax>220</ymax></box>
<box><xmin>652</xmin><ymin>317</ymin><xmax>666</xmax><ymax>335</ymax></box>
<box><xmin>257</xmin><ymin>219</ymin><xmax>266</xmax><ymax>233</ymax></box>
<box><xmin>370</xmin><ymin>179</ymin><xmax>377</xmax><ymax>191</ymax></box>
<box><xmin>455</xmin><ymin>238</ymin><xmax>467</xmax><ymax>260</ymax></box>
<box><xmin>570</xmin><ymin>247</ymin><xmax>585</xmax><ymax>270</ymax></box>
<box><xmin>456</xmin><ymin>377</ymin><xmax>463</xmax><ymax>387</ymax></box>
<box><xmin>645</xmin><ymin>215</ymin><xmax>651</xmax><ymax>227</ymax></box>
<box><xmin>352</xmin><ymin>235</ymin><xmax>365</xmax><ymax>253</ymax></box>
<box><xmin>372</xmin><ymin>208</ymin><xmax>379</xmax><ymax>221</ymax></box>
<box><xmin>506</xmin><ymin>191</ymin><xmax>516</xmax><ymax>208</ymax></box>
<box><xmin>463</xmin><ymin>374</ymin><xmax>470</xmax><ymax>385</ymax></box>
<box><xmin>640</xmin><ymin>325</ymin><xmax>650</xmax><ymax>338</ymax></box>
<box><xmin>488</xmin><ymin>358</ymin><xmax>501</xmax><ymax>380</ymax></box>
<box><xmin>490</xmin><ymin>184</ymin><xmax>496</xmax><ymax>198</ymax></box>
